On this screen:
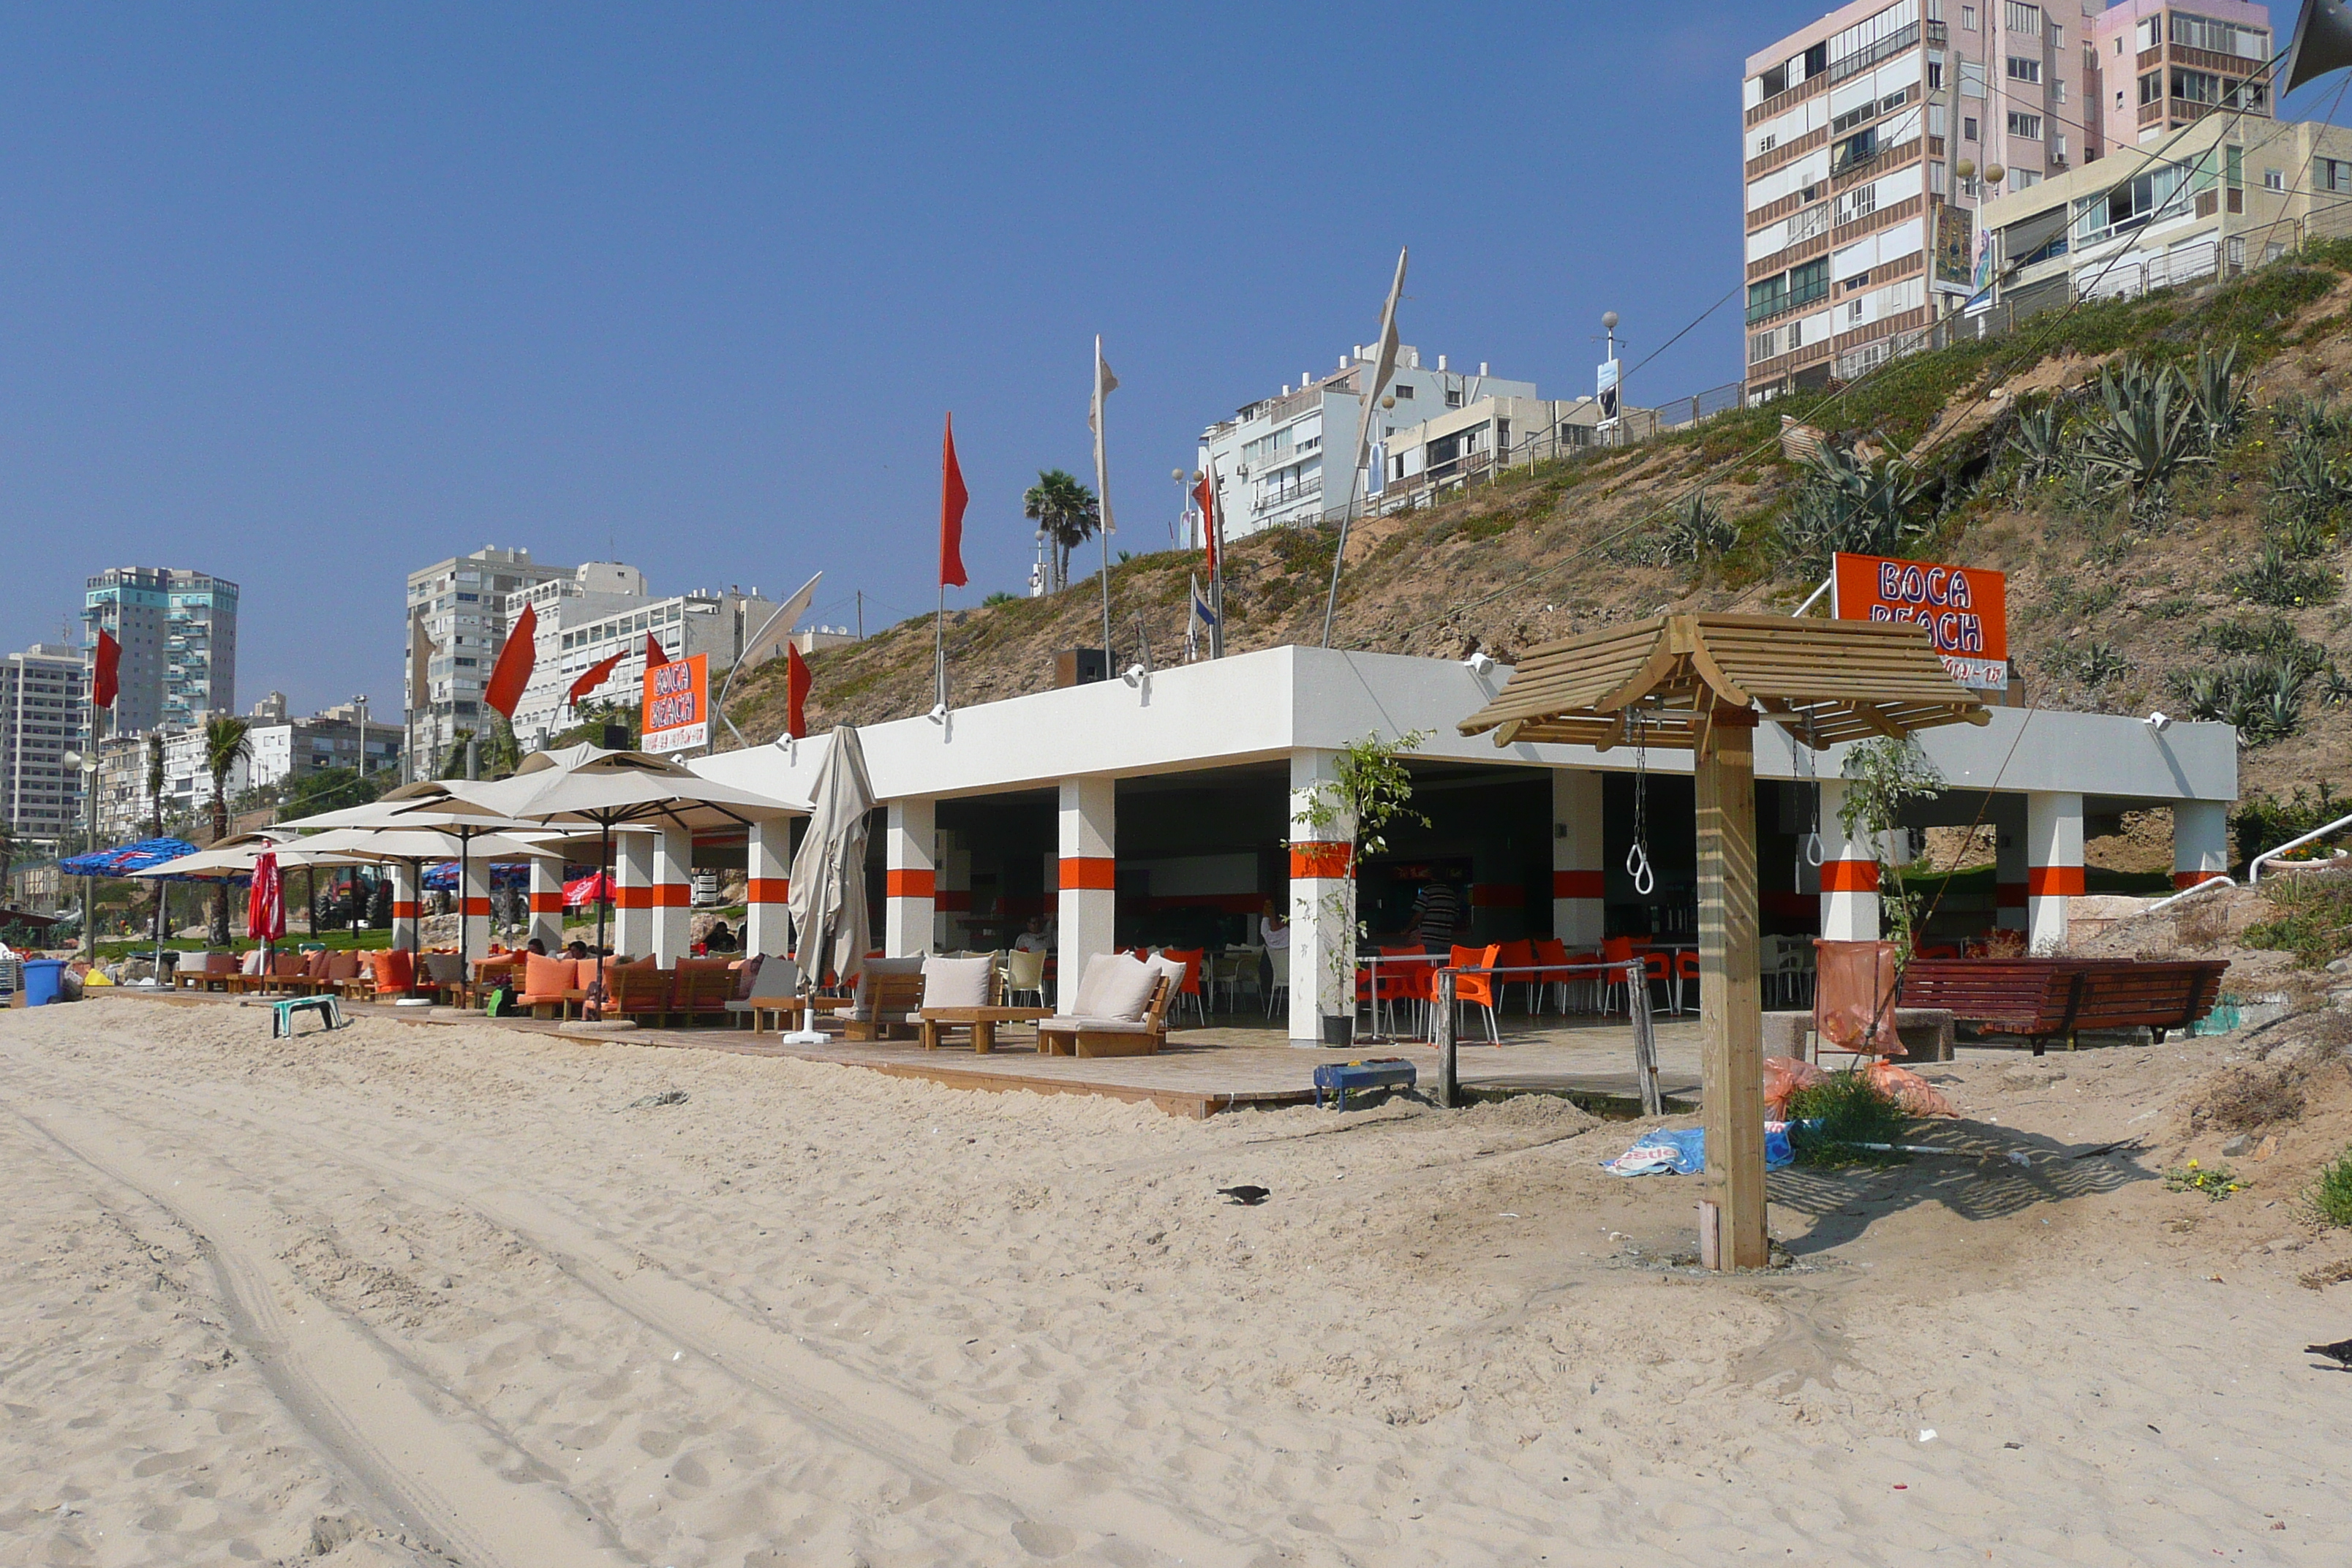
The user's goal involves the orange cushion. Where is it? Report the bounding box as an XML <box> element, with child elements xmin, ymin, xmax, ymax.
<box><xmin>368</xmin><ymin>949</ymin><xmax>415</xmax><ymax>991</ymax></box>
<box><xmin>521</xmin><ymin>953</ymin><xmax>575</xmax><ymax>1000</ymax></box>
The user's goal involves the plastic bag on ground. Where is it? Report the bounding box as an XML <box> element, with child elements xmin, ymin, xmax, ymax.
<box><xmin>1602</xmin><ymin>1123</ymin><xmax>1796</xmax><ymax>1176</ymax></box>
<box><xmin>1865</xmin><ymin>1058</ymin><xmax>1959</xmax><ymax>1117</ymax></box>
<box><xmin>1763</xmin><ymin>1055</ymin><xmax>1830</xmax><ymax>1117</ymax></box>
<box><xmin>1814</xmin><ymin>939</ymin><xmax>1904</xmax><ymax>1056</ymax></box>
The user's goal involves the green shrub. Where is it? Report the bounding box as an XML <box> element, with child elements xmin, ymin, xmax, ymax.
<box><xmin>2312</xmin><ymin>1147</ymin><xmax>2352</xmax><ymax>1227</ymax></box>
<box><xmin>1786</xmin><ymin>1069</ymin><xmax>1909</xmax><ymax>1166</ymax></box>
<box><xmin>2225</xmin><ymin>541</ymin><xmax>2340</xmax><ymax>608</ymax></box>
<box><xmin>2242</xmin><ymin>871</ymin><xmax>2352</xmax><ymax>968</ymax></box>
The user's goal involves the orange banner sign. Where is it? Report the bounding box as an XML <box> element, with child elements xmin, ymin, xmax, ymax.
<box><xmin>1832</xmin><ymin>551</ymin><xmax>2008</xmax><ymax>689</ymax></box>
<box><xmin>641</xmin><ymin>652</ymin><xmax>709</xmax><ymax>754</ymax></box>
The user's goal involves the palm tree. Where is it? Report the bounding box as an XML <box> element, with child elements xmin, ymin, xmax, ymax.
<box><xmin>1023</xmin><ymin>469</ymin><xmax>1099</xmax><ymax>592</ymax></box>
<box><xmin>203</xmin><ymin>715</ymin><xmax>252</xmax><ymax>944</ymax></box>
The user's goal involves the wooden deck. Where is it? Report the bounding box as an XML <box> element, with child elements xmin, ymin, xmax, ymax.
<box><xmin>549</xmin><ymin>1014</ymin><xmax>1706</xmax><ymax>1119</ymax></box>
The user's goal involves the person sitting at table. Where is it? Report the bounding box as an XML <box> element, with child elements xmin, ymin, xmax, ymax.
<box><xmin>703</xmin><ymin>920</ymin><xmax>738</xmax><ymax>953</ymax></box>
<box><xmin>525</xmin><ymin>938</ymin><xmax>547</xmax><ymax>956</ymax></box>
<box><xmin>1257</xmin><ymin>898</ymin><xmax>1289</xmax><ymax>951</ymax></box>
<box><xmin>565</xmin><ymin>940</ymin><xmax>590</xmax><ymax>960</ymax></box>
<box><xmin>1013</xmin><ymin>916</ymin><xmax>1051</xmax><ymax>953</ymax></box>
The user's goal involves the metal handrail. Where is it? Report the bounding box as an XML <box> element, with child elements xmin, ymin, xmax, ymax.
<box><xmin>2250</xmin><ymin>809</ymin><xmax>2352</xmax><ymax>884</ymax></box>
<box><xmin>2146</xmin><ymin>873</ymin><xmax>2236</xmax><ymax>913</ymax></box>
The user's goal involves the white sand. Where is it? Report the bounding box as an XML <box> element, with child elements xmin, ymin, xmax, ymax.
<box><xmin>3</xmin><ymin>995</ymin><xmax>2350</xmax><ymax>1566</ymax></box>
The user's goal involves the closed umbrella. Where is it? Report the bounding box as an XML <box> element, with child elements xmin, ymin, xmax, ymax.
<box><xmin>784</xmin><ymin>725</ymin><xmax>874</xmax><ymax>1041</ymax></box>
<box><xmin>246</xmin><ymin>848</ymin><xmax>286</xmax><ymax>961</ymax></box>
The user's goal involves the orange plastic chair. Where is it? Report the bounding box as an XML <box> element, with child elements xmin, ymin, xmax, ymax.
<box><xmin>1531</xmin><ymin>937</ymin><xmax>1574</xmax><ymax>1014</ymax></box>
<box><xmin>1598</xmin><ymin>936</ymin><xmax>1637</xmax><ymax>1014</ymax></box>
<box><xmin>1493</xmin><ymin>938</ymin><xmax>1537</xmax><ymax>1015</ymax></box>
<box><xmin>1161</xmin><ymin>948</ymin><xmax>1207</xmax><ymax>1026</ymax></box>
<box><xmin>1676</xmin><ymin>949</ymin><xmax>1701</xmax><ymax>1014</ymax></box>
<box><xmin>1448</xmin><ymin>943</ymin><xmax>1502</xmax><ymax>1044</ymax></box>
<box><xmin>1643</xmin><ymin>948</ymin><xmax>1678</xmax><ymax>1014</ymax></box>
<box><xmin>1379</xmin><ymin>946</ymin><xmax>1430</xmax><ymax>1036</ymax></box>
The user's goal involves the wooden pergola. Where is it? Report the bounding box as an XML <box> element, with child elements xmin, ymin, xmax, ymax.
<box><xmin>1459</xmin><ymin>613</ymin><xmax>1990</xmax><ymax>1270</ymax></box>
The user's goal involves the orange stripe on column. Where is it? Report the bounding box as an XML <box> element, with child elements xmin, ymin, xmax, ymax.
<box><xmin>528</xmin><ymin>892</ymin><xmax>562</xmax><ymax>912</ymax></box>
<box><xmin>747</xmin><ymin>877</ymin><xmax>790</xmax><ymax>902</ymax></box>
<box><xmin>1553</xmin><ymin>870</ymin><xmax>1604</xmax><ymax>900</ymax></box>
<box><xmin>614</xmin><ymin>886</ymin><xmax>653</xmax><ymax>909</ymax></box>
<box><xmin>2172</xmin><ymin>869</ymin><xmax>2224</xmax><ymax>889</ymax></box>
<box><xmin>2027</xmin><ymin>866</ymin><xmax>2085</xmax><ymax>897</ymax></box>
<box><xmin>1820</xmin><ymin>859</ymin><xmax>1880</xmax><ymax>892</ymax></box>
<box><xmin>391</xmin><ymin>901</ymin><xmax>419</xmax><ymax>919</ymax></box>
<box><xmin>654</xmin><ymin>883</ymin><xmax>692</xmax><ymax>908</ymax></box>
<box><xmin>1060</xmin><ymin>856</ymin><xmax>1117</xmax><ymax>890</ymax></box>
<box><xmin>1288</xmin><ymin>843</ymin><xmax>1352</xmax><ymax>879</ymax></box>
<box><xmin>886</xmin><ymin>868</ymin><xmax>937</xmax><ymax>898</ymax></box>
<box><xmin>461</xmin><ymin>897</ymin><xmax>491</xmax><ymax>916</ymax></box>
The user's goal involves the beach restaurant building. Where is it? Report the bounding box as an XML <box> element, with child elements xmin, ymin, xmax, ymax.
<box><xmin>674</xmin><ymin>643</ymin><xmax>2236</xmax><ymax>1046</ymax></box>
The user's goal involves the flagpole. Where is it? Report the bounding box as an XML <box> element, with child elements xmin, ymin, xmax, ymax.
<box><xmin>935</xmin><ymin>578</ymin><xmax>948</xmax><ymax>714</ymax></box>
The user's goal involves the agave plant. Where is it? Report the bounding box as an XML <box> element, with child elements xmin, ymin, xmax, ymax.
<box><xmin>1777</xmin><ymin>440</ymin><xmax>1934</xmax><ymax>568</ymax></box>
<box><xmin>2180</xmin><ymin>654</ymin><xmax>2318</xmax><ymax>745</ymax></box>
<box><xmin>2075</xmin><ymin>358</ymin><xmax>2205</xmax><ymax>511</ymax></box>
<box><xmin>2187</xmin><ymin>343</ymin><xmax>2247</xmax><ymax>449</ymax></box>
<box><xmin>2005</xmin><ymin>396</ymin><xmax>2073</xmax><ymax>493</ymax></box>
<box><xmin>1650</xmin><ymin>489</ymin><xmax>1738</xmax><ymax>565</ymax></box>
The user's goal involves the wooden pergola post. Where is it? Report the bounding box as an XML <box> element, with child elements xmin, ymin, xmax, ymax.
<box><xmin>1453</xmin><ymin>612</ymin><xmax>1989</xmax><ymax>1273</ymax></box>
<box><xmin>1695</xmin><ymin>704</ymin><xmax>1767</xmax><ymax>1269</ymax></box>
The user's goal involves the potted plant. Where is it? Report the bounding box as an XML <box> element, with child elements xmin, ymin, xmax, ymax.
<box><xmin>1291</xmin><ymin>729</ymin><xmax>1431</xmax><ymax>1047</ymax></box>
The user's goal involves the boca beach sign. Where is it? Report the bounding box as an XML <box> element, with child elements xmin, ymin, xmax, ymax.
<box><xmin>1833</xmin><ymin>551</ymin><xmax>2008</xmax><ymax>690</ymax></box>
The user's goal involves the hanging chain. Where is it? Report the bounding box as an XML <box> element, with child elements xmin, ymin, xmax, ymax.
<box><xmin>1799</xmin><ymin>708</ymin><xmax>1825</xmax><ymax>871</ymax></box>
<box><xmin>1624</xmin><ymin>706</ymin><xmax>1656</xmax><ymax>897</ymax></box>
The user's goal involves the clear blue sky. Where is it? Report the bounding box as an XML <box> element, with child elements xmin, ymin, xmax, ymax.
<box><xmin>2</xmin><ymin>2</ymin><xmax>2341</xmax><ymax>717</ymax></box>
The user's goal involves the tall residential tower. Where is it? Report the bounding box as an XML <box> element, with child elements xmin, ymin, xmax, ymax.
<box><xmin>80</xmin><ymin>567</ymin><xmax>239</xmax><ymax>733</ymax></box>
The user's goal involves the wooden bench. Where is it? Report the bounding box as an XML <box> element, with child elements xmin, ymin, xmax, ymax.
<box><xmin>1898</xmin><ymin>957</ymin><xmax>2229</xmax><ymax>1055</ymax></box>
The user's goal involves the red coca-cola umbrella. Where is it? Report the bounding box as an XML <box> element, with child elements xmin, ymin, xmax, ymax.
<box><xmin>562</xmin><ymin>871</ymin><xmax>615</xmax><ymax>909</ymax></box>
<box><xmin>246</xmin><ymin>848</ymin><xmax>286</xmax><ymax>962</ymax></box>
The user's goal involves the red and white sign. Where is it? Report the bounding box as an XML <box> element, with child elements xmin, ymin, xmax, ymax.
<box><xmin>641</xmin><ymin>652</ymin><xmax>709</xmax><ymax>754</ymax></box>
<box><xmin>1833</xmin><ymin>551</ymin><xmax>2008</xmax><ymax>690</ymax></box>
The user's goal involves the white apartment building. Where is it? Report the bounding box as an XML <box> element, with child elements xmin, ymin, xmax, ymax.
<box><xmin>80</xmin><ymin>567</ymin><xmax>239</xmax><ymax>734</ymax></box>
<box><xmin>1</xmin><ymin>643</ymin><xmax>89</xmax><ymax>846</ymax></box>
<box><xmin>1744</xmin><ymin>1</ymin><xmax>2118</xmax><ymax>401</ymax></box>
<box><xmin>404</xmin><ymin>547</ymin><xmax>574</xmax><ymax>773</ymax></box>
<box><xmin>505</xmin><ymin>564</ymin><xmax>781</xmax><ymax>750</ymax></box>
<box><xmin>1375</xmin><ymin>395</ymin><xmax>1621</xmax><ymax>492</ymax></box>
<box><xmin>1197</xmin><ymin>349</ymin><xmax>1539</xmax><ymax>539</ymax></box>
<box><xmin>1980</xmin><ymin>110</ymin><xmax>2346</xmax><ymax>309</ymax></box>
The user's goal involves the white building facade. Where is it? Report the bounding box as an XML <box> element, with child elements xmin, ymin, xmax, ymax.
<box><xmin>1197</xmin><ymin>349</ymin><xmax>1539</xmax><ymax>540</ymax></box>
<box><xmin>505</xmin><ymin>567</ymin><xmax>780</xmax><ymax>750</ymax></box>
<box><xmin>1</xmin><ymin>644</ymin><xmax>90</xmax><ymax>847</ymax></box>
<box><xmin>405</xmin><ymin>547</ymin><xmax>574</xmax><ymax>774</ymax></box>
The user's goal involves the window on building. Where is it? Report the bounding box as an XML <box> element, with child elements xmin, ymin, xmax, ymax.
<box><xmin>1393</xmin><ymin>384</ymin><xmax>1413</xmax><ymax>399</ymax></box>
<box><xmin>2136</xmin><ymin>15</ymin><xmax>2160</xmax><ymax>51</ymax></box>
<box><xmin>1961</xmin><ymin>6</ymin><xmax>1978</xmax><ymax>30</ymax></box>
<box><xmin>1850</xmin><ymin>300</ymin><xmax>1865</xmax><ymax>322</ymax></box>
<box><xmin>2053</xmin><ymin>134</ymin><xmax>2068</xmax><ymax>162</ymax></box>
<box><xmin>2007</xmin><ymin>56</ymin><xmax>2042</xmax><ymax>83</ymax></box>
<box><xmin>2317</xmin><ymin>157</ymin><xmax>2352</xmax><ymax>194</ymax></box>
<box><xmin>1759</xmin><ymin>63</ymin><xmax>1789</xmax><ymax>99</ymax></box>
<box><xmin>2171</xmin><ymin>12</ymin><xmax>2269</xmax><ymax>60</ymax></box>
<box><xmin>1834</xmin><ymin>183</ymin><xmax>1878</xmax><ymax>224</ymax></box>
<box><xmin>1444</xmin><ymin>388</ymin><xmax>1463</xmax><ymax>408</ymax></box>
<box><xmin>1842</xmin><ymin>270</ymin><xmax>1872</xmax><ymax>291</ymax></box>
<box><xmin>1928</xmin><ymin>60</ymin><xmax>1944</xmax><ymax>89</ymax></box>
<box><xmin>1964</xmin><ymin>114</ymin><xmax>1980</xmax><ymax>140</ymax></box>
<box><xmin>2014</xmin><ymin>169</ymin><xmax>2042</xmax><ymax>188</ymax></box>
<box><xmin>1832</xmin><ymin>126</ymin><xmax>1881</xmax><ymax>173</ymax></box>
<box><xmin>2051</xmin><ymin>78</ymin><xmax>2066</xmax><ymax>104</ymax></box>
<box><xmin>2173</xmin><ymin>69</ymin><xmax>2222</xmax><ymax>105</ymax></box>
<box><xmin>2008</xmin><ymin>111</ymin><xmax>2043</xmax><ymax>139</ymax></box>
<box><xmin>2138</xmin><ymin>72</ymin><xmax>2163</xmax><ymax>105</ymax></box>
<box><xmin>2264</xmin><ymin>167</ymin><xmax>2285</xmax><ymax>190</ymax></box>
<box><xmin>2005</xmin><ymin>2</ymin><xmax>2040</xmax><ymax>34</ymax></box>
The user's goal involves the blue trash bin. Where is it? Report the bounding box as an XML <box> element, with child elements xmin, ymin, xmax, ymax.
<box><xmin>21</xmin><ymin>959</ymin><xmax>67</xmax><ymax>1006</ymax></box>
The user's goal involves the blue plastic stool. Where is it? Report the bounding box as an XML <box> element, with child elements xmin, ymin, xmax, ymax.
<box><xmin>1313</xmin><ymin>1058</ymin><xmax>1418</xmax><ymax>1110</ymax></box>
<box><xmin>270</xmin><ymin>995</ymin><xmax>345</xmax><ymax>1039</ymax></box>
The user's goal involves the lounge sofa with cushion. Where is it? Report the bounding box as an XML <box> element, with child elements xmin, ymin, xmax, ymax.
<box><xmin>1037</xmin><ymin>952</ymin><xmax>1177</xmax><ymax>1058</ymax></box>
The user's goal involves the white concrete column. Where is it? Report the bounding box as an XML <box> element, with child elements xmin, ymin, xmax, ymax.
<box><xmin>885</xmin><ymin>796</ymin><xmax>937</xmax><ymax>957</ymax></box>
<box><xmin>747</xmin><ymin>818</ymin><xmax>793</xmax><ymax>957</ymax></box>
<box><xmin>2174</xmin><ymin>799</ymin><xmax>2228</xmax><ymax>890</ymax></box>
<box><xmin>391</xmin><ymin>862</ymin><xmax>421</xmax><ymax>952</ymax></box>
<box><xmin>616</xmin><ymin>830</ymin><xmax>655</xmax><ymax>959</ymax></box>
<box><xmin>1551</xmin><ymin>769</ymin><xmax>1605</xmax><ymax>947</ymax></box>
<box><xmin>1995</xmin><ymin>806</ymin><xmax>2029</xmax><ymax>933</ymax></box>
<box><xmin>653</xmin><ymin>824</ymin><xmax>693</xmax><ymax>967</ymax></box>
<box><xmin>1816</xmin><ymin>777</ymin><xmax>1880</xmax><ymax>941</ymax></box>
<box><xmin>933</xmin><ymin>828</ymin><xmax>970</xmax><ymax>952</ymax></box>
<box><xmin>2026</xmin><ymin>791</ymin><xmax>2084</xmax><ymax>952</ymax></box>
<box><xmin>1056</xmin><ymin>778</ymin><xmax>1115</xmax><ymax>1013</ymax></box>
<box><xmin>527</xmin><ymin>855</ymin><xmax>565</xmax><ymax>952</ymax></box>
<box><xmin>459</xmin><ymin>854</ymin><xmax>492</xmax><ymax>968</ymax></box>
<box><xmin>1288</xmin><ymin>748</ymin><xmax>1354</xmax><ymax>1047</ymax></box>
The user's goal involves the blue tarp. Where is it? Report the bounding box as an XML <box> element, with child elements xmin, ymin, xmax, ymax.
<box><xmin>56</xmin><ymin>837</ymin><xmax>202</xmax><ymax>878</ymax></box>
<box><xmin>1602</xmin><ymin>1124</ymin><xmax>1798</xmax><ymax>1177</ymax></box>
<box><xmin>421</xmin><ymin>860</ymin><xmax>530</xmax><ymax>892</ymax></box>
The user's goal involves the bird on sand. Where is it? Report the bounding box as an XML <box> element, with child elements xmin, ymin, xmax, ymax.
<box><xmin>1218</xmin><ymin>1185</ymin><xmax>1271</xmax><ymax>1206</ymax></box>
<box><xmin>2307</xmin><ymin>1338</ymin><xmax>2352</xmax><ymax>1369</ymax></box>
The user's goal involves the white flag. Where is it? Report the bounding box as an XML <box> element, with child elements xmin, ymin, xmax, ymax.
<box><xmin>736</xmin><ymin>571</ymin><xmax>823</xmax><ymax>673</ymax></box>
<box><xmin>1352</xmin><ymin>247</ymin><xmax>1409</xmax><ymax>496</ymax></box>
<box><xmin>1090</xmin><ymin>334</ymin><xmax>1118</xmax><ymax>535</ymax></box>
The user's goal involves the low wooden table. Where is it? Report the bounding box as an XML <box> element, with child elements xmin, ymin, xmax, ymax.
<box><xmin>918</xmin><ymin>1005</ymin><xmax>1055</xmax><ymax>1054</ymax></box>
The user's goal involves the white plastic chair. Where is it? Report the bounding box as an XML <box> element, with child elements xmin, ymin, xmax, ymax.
<box><xmin>1264</xmin><ymin>946</ymin><xmax>1291</xmax><ymax>1020</ymax></box>
<box><xmin>1005</xmin><ymin>946</ymin><xmax>1047</xmax><ymax>1008</ymax></box>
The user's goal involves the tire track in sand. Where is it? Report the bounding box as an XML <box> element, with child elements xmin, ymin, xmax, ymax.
<box><xmin>7</xmin><ymin>1095</ymin><xmax>637</xmax><ymax>1568</ymax></box>
<box><xmin>25</xmin><ymin>1057</ymin><xmax>1267</xmax><ymax>1568</ymax></box>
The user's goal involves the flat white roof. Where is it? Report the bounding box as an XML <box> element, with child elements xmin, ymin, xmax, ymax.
<box><xmin>695</xmin><ymin>645</ymin><xmax>2237</xmax><ymax>810</ymax></box>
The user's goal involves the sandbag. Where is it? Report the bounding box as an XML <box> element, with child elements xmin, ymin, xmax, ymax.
<box><xmin>1763</xmin><ymin>1055</ymin><xmax>1831</xmax><ymax>1116</ymax></box>
<box><xmin>1866</xmin><ymin>1058</ymin><xmax>1959</xmax><ymax>1117</ymax></box>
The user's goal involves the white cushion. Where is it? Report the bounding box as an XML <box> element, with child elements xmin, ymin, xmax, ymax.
<box><xmin>1039</xmin><ymin>1015</ymin><xmax>1155</xmax><ymax>1035</ymax></box>
<box><xmin>1085</xmin><ymin>954</ymin><xmax>1162</xmax><ymax>1022</ymax></box>
<box><xmin>921</xmin><ymin>954</ymin><xmax>994</xmax><ymax>1009</ymax></box>
<box><xmin>1071</xmin><ymin>953</ymin><xmax>1128</xmax><ymax>1016</ymax></box>
<box><xmin>1144</xmin><ymin>954</ymin><xmax>1188</xmax><ymax>998</ymax></box>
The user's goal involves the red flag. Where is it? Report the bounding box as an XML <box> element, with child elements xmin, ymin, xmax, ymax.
<box><xmin>940</xmin><ymin>412</ymin><xmax>969</xmax><ymax>588</ymax></box>
<box><xmin>1192</xmin><ymin>468</ymin><xmax>1221</xmax><ymax>576</ymax></box>
<box><xmin>786</xmin><ymin>644</ymin><xmax>812</xmax><ymax>739</ymax></box>
<box><xmin>644</xmin><ymin>631</ymin><xmax>671</xmax><ymax>670</ymax></box>
<box><xmin>483</xmin><ymin>603</ymin><xmax>538</xmax><ymax>719</ymax></box>
<box><xmin>92</xmin><ymin>629</ymin><xmax>121</xmax><ymax>710</ymax></box>
<box><xmin>565</xmin><ymin>649</ymin><xmax>626</xmax><ymax>704</ymax></box>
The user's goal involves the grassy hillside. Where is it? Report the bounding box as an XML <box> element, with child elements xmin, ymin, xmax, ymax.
<box><xmin>723</xmin><ymin>244</ymin><xmax>2352</xmax><ymax>831</ymax></box>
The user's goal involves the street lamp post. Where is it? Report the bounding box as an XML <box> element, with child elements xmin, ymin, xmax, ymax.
<box><xmin>63</xmin><ymin>748</ymin><xmax>100</xmax><ymax>959</ymax></box>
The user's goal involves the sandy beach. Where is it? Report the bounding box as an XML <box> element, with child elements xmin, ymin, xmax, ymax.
<box><xmin>4</xmin><ymin>992</ymin><xmax>2351</xmax><ymax>1567</ymax></box>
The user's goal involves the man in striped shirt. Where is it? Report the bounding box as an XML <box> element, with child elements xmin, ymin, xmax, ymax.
<box><xmin>1409</xmin><ymin>880</ymin><xmax>1460</xmax><ymax>955</ymax></box>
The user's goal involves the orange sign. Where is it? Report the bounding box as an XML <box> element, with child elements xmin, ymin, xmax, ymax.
<box><xmin>1832</xmin><ymin>551</ymin><xmax>2008</xmax><ymax>689</ymax></box>
<box><xmin>641</xmin><ymin>652</ymin><xmax>709</xmax><ymax>753</ymax></box>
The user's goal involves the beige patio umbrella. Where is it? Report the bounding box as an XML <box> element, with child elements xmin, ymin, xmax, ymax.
<box><xmin>429</xmin><ymin>745</ymin><xmax>804</xmax><ymax>992</ymax></box>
